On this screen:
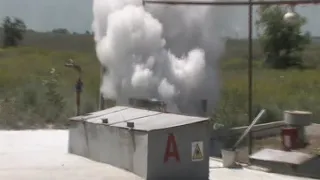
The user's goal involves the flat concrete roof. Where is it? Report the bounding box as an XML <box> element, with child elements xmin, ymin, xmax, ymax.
<box><xmin>0</xmin><ymin>130</ymin><xmax>316</xmax><ymax>180</ymax></box>
<box><xmin>69</xmin><ymin>106</ymin><xmax>209</xmax><ymax>131</ymax></box>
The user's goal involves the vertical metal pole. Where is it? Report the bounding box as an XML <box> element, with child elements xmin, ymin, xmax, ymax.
<box><xmin>75</xmin><ymin>77</ymin><xmax>83</xmax><ymax>116</ymax></box>
<box><xmin>65</xmin><ymin>60</ymin><xmax>82</xmax><ymax>116</ymax></box>
<box><xmin>99</xmin><ymin>65</ymin><xmax>105</xmax><ymax>110</ymax></box>
<box><xmin>248</xmin><ymin>0</ymin><xmax>253</xmax><ymax>155</ymax></box>
<box><xmin>76</xmin><ymin>91</ymin><xmax>81</xmax><ymax>116</ymax></box>
<box><xmin>201</xmin><ymin>99</ymin><xmax>207</xmax><ymax>117</ymax></box>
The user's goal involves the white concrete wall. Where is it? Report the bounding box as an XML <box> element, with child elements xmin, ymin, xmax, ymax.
<box><xmin>69</xmin><ymin>119</ymin><xmax>211</xmax><ymax>180</ymax></box>
<box><xmin>148</xmin><ymin>121</ymin><xmax>210</xmax><ymax>179</ymax></box>
<box><xmin>68</xmin><ymin>121</ymin><xmax>89</xmax><ymax>157</ymax></box>
<box><xmin>68</xmin><ymin>120</ymin><xmax>149</xmax><ymax>178</ymax></box>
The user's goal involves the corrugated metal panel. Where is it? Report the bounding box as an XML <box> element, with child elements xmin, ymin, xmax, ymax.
<box><xmin>69</xmin><ymin>106</ymin><xmax>129</xmax><ymax>121</ymax></box>
<box><xmin>78</xmin><ymin>106</ymin><xmax>208</xmax><ymax>131</ymax></box>
<box><xmin>86</xmin><ymin>107</ymin><xmax>160</xmax><ymax>124</ymax></box>
<box><xmin>85</xmin><ymin>106</ymin><xmax>129</xmax><ymax>118</ymax></box>
<box><xmin>109</xmin><ymin>109</ymin><xmax>208</xmax><ymax>131</ymax></box>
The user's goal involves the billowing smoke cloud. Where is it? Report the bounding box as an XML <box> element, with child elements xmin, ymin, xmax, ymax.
<box><xmin>92</xmin><ymin>0</ymin><xmax>234</xmax><ymax>116</ymax></box>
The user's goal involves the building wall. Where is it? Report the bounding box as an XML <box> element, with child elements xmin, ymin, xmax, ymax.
<box><xmin>147</xmin><ymin>121</ymin><xmax>210</xmax><ymax>180</ymax></box>
<box><xmin>68</xmin><ymin>121</ymin><xmax>89</xmax><ymax>157</ymax></box>
<box><xmin>68</xmin><ymin>121</ymin><xmax>149</xmax><ymax>178</ymax></box>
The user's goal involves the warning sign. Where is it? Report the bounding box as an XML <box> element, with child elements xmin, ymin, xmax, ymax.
<box><xmin>191</xmin><ymin>141</ymin><xmax>204</xmax><ymax>161</ymax></box>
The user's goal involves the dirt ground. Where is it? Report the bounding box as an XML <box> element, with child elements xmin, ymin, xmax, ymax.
<box><xmin>233</xmin><ymin>124</ymin><xmax>320</xmax><ymax>164</ymax></box>
<box><xmin>253</xmin><ymin>124</ymin><xmax>320</xmax><ymax>155</ymax></box>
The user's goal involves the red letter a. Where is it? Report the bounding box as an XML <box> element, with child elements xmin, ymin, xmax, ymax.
<box><xmin>164</xmin><ymin>133</ymin><xmax>180</xmax><ymax>163</ymax></box>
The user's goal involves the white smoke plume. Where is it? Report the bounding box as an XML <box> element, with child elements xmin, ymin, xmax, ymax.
<box><xmin>92</xmin><ymin>0</ymin><xmax>234</xmax><ymax>116</ymax></box>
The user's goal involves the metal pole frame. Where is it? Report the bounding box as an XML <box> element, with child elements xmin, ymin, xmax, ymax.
<box><xmin>142</xmin><ymin>0</ymin><xmax>319</xmax><ymax>155</ymax></box>
<box><xmin>248</xmin><ymin>0</ymin><xmax>253</xmax><ymax>155</ymax></box>
<box><xmin>144</xmin><ymin>0</ymin><xmax>320</xmax><ymax>6</ymax></box>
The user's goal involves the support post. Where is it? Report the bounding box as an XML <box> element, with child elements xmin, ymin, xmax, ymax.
<box><xmin>201</xmin><ymin>99</ymin><xmax>207</xmax><ymax>117</ymax></box>
<box><xmin>75</xmin><ymin>78</ymin><xmax>83</xmax><ymax>116</ymax></box>
<box><xmin>247</xmin><ymin>0</ymin><xmax>253</xmax><ymax>155</ymax></box>
<box><xmin>99</xmin><ymin>66</ymin><xmax>106</xmax><ymax>110</ymax></box>
<box><xmin>76</xmin><ymin>92</ymin><xmax>81</xmax><ymax>116</ymax></box>
<box><xmin>65</xmin><ymin>59</ymin><xmax>83</xmax><ymax>116</ymax></box>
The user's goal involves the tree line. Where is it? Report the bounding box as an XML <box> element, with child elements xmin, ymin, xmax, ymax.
<box><xmin>1</xmin><ymin>6</ymin><xmax>312</xmax><ymax>69</ymax></box>
<box><xmin>0</xmin><ymin>16</ymin><xmax>93</xmax><ymax>48</ymax></box>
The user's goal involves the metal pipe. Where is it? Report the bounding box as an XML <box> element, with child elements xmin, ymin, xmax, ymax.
<box><xmin>144</xmin><ymin>0</ymin><xmax>320</xmax><ymax>6</ymax></box>
<box><xmin>232</xmin><ymin>109</ymin><xmax>266</xmax><ymax>150</ymax></box>
<box><xmin>76</xmin><ymin>89</ymin><xmax>81</xmax><ymax>116</ymax></box>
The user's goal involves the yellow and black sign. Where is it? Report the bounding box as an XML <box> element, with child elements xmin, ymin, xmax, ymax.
<box><xmin>191</xmin><ymin>141</ymin><xmax>203</xmax><ymax>161</ymax></box>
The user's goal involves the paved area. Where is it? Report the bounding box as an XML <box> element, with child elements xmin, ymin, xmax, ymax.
<box><xmin>209</xmin><ymin>160</ymin><xmax>316</xmax><ymax>180</ymax></box>
<box><xmin>0</xmin><ymin>130</ymin><xmax>142</xmax><ymax>180</ymax></box>
<box><xmin>0</xmin><ymin>130</ymin><xmax>316</xmax><ymax>180</ymax></box>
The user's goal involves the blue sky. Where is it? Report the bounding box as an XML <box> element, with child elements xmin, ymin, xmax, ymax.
<box><xmin>0</xmin><ymin>0</ymin><xmax>319</xmax><ymax>37</ymax></box>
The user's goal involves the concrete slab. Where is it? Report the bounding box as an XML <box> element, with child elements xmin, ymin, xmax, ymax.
<box><xmin>209</xmin><ymin>158</ymin><xmax>316</xmax><ymax>180</ymax></box>
<box><xmin>0</xmin><ymin>130</ymin><xmax>316</xmax><ymax>180</ymax></box>
<box><xmin>250</xmin><ymin>149</ymin><xmax>315</xmax><ymax>165</ymax></box>
<box><xmin>306</xmin><ymin>123</ymin><xmax>320</xmax><ymax>136</ymax></box>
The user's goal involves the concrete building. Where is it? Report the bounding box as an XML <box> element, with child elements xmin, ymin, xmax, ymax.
<box><xmin>68</xmin><ymin>106</ymin><xmax>210</xmax><ymax>180</ymax></box>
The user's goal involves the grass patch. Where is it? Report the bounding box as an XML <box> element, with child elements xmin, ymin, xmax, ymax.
<box><xmin>1</xmin><ymin>33</ymin><xmax>320</xmax><ymax>129</ymax></box>
<box><xmin>214</xmin><ymin>68</ymin><xmax>320</xmax><ymax>127</ymax></box>
<box><xmin>0</xmin><ymin>46</ymin><xmax>99</xmax><ymax>129</ymax></box>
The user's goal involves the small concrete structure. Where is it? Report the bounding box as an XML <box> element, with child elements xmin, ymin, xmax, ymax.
<box><xmin>249</xmin><ymin>148</ymin><xmax>319</xmax><ymax>178</ymax></box>
<box><xmin>68</xmin><ymin>106</ymin><xmax>210</xmax><ymax>180</ymax></box>
<box><xmin>250</xmin><ymin>149</ymin><xmax>315</xmax><ymax>166</ymax></box>
<box><xmin>284</xmin><ymin>111</ymin><xmax>312</xmax><ymax>146</ymax></box>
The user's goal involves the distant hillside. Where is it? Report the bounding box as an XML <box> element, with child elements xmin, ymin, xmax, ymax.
<box><xmin>312</xmin><ymin>37</ymin><xmax>320</xmax><ymax>43</ymax></box>
<box><xmin>0</xmin><ymin>28</ymin><xmax>319</xmax><ymax>58</ymax></box>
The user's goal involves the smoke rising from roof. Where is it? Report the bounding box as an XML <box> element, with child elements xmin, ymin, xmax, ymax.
<box><xmin>92</xmin><ymin>0</ymin><xmax>234</xmax><ymax>116</ymax></box>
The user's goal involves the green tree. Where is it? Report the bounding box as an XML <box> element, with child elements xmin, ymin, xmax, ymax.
<box><xmin>1</xmin><ymin>16</ymin><xmax>27</xmax><ymax>48</ymax></box>
<box><xmin>256</xmin><ymin>6</ymin><xmax>310</xmax><ymax>69</ymax></box>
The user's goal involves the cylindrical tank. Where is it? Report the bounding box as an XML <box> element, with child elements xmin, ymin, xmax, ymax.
<box><xmin>284</xmin><ymin>110</ymin><xmax>312</xmax><ymax>126</ymax></box>
<box><xmin>283</xmin><ymin>110</ymin><xmax>312</xmax><ymax>147</ymax></box>
<box><xmin>281</xmin><ymin>127</ymin><xmax>298</xmax><ymax>151</ymax></box>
